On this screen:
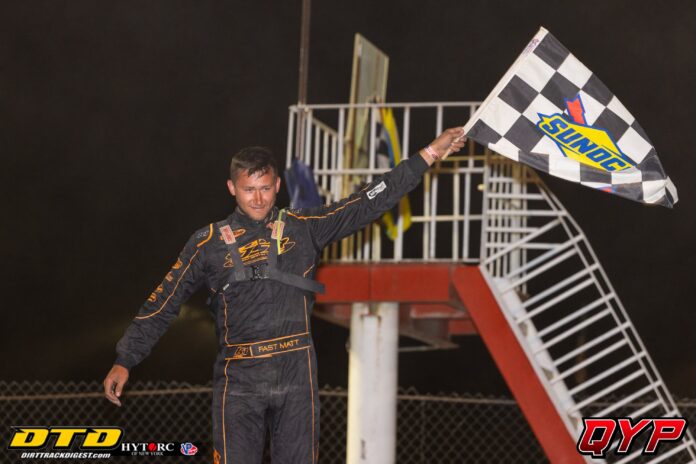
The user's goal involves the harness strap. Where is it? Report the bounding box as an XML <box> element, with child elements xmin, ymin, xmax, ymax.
<box><xmin>216</xmin><ymin>220</ymin><xmax>248</xmax><ymax>282</ymax></box>
<box><xmin>216</xmin><ymin>211</ymin><xmax>325</xmax><ymax>294</ymax></box>
<box><xmin>268</xmin><ymin>267</ymin><xmax>325</xmax><ymax>293</ymax></box>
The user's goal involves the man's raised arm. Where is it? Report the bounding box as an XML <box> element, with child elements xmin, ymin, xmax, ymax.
<box><xmin>288</xmin><ymin>127</ymin><xmax>466</xmax><ymax>249</ymax></box>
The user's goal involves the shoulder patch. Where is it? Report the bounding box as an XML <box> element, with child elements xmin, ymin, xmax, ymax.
<box><xmin>196</xmin><ymin>223</ymin><xmax>214</xmax><ymax>247</ymax></box>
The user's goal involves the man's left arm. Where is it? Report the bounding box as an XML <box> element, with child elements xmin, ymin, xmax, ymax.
<box><xmin>289</xmin><ymin>127</ymin><xmax>466</xmax><ymax>250</ymax></box>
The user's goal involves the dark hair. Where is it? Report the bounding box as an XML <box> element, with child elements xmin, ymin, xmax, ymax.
<box><xmin>229</xmin><ymin>146</ymin><xmax>279</xmax><ymax>182</ymax></box>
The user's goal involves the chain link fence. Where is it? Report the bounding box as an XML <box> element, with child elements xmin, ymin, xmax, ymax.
<box><xmin>2</xmin><ymin>381</ymin><xmax>695</xmax><ymax>463</ymax></box>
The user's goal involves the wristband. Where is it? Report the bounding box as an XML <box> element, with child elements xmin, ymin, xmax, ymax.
<box><xmin>424</xmin><ymin>145</ymin><xmax>440</xmax><ymax>162</ymax></box>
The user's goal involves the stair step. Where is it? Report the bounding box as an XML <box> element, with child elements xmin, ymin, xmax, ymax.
<box><xmin>552</xmin><ymin>339</ymin><xmax>628</xmax><ymax>383</ymax></box>
<box><xmin>569</xmin><ymin>353</ymin><xmax>647</xmax><ymax>396</ymax></box>
<box><xmin>537</xmin><ymin>293</ymin><xmax>614</xmax><ymax>338</ymax></box>
<box><xmin>596</xmin><ymin>382</ymin><xmax>662</xmax><ymax>417</ymax></box>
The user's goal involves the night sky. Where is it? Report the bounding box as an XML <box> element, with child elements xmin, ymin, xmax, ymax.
<box><xmin>1</xmin><ymin>1</ymin><xmax>695</xmax><ymax>397</ymax></box>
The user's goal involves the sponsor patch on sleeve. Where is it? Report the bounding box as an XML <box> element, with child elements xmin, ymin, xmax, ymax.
<box><xmin>366</xmin><ymin>181</ymin><xmax>387</xmax><ymax>200</ymax></box>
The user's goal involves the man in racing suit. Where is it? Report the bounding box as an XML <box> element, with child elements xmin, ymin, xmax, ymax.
<box><xmin>103</xmin><ymin>127</ymin><xmax>466</xmax><ymax>464</ymax></box>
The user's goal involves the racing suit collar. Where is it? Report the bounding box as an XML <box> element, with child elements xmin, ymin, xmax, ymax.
<box><xmin>230</xmin><ymin>206</ymin><xmax>278</xmax><ymax>229</ymax></box>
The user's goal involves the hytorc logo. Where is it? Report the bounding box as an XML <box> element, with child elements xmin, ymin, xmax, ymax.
<box><xmin>121</xmin><ymin>442</ymin><xmax>176</xmax><ymax>453</ymax></box>
<box><xmin>577</xmin><ymin>418</ymin><xmax>687</xmax><ymax>457</ymax></box>
<box><xmin>8</xmin><ymin>427</ymin><xmax>123</xmax><ymax>450</ymax></box>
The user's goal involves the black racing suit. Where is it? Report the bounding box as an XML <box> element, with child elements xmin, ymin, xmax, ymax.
<box><xmin>114</xmin><ymin>154</ymin><xmax>429</xmax><ymax>464</ymax></box>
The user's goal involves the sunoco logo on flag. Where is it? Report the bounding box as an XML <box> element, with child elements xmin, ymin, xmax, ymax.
<box><xmin>464</xmin><ymin>27</ymin><xmax>678</xmax><ymax>207</ymax></box>
<box><xmin>536</xmin><ymin>95</ymin><xmax>636</xmax><ymax>172</ymax></box>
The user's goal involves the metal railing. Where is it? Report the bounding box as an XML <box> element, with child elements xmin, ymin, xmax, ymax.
<box><xmin>286</xmin><ymin>102</ymin><xmax>486</xmax><ymax>263</ymax></box>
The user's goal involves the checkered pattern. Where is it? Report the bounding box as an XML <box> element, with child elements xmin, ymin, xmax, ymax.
<box><xmin>464</xmin><ymin>27</ymin><xmax>678</xmax><ymax>207</ymax></box>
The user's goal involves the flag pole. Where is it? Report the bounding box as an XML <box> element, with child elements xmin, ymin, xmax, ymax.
<box><xmin>295</xmin><ymin>0</ymin><xmax>311</xmax><ymax>161</ymax></box>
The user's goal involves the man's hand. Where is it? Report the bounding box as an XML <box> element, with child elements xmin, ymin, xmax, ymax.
<box><xmin>103</xmin><ymin>364</ymin><xmax>129</xmax><ymax>407</ymax></box>
<box><xmin>419</xmin><ymin>127</ymin><xmax>467</xmax><ymax>165</ymax></box>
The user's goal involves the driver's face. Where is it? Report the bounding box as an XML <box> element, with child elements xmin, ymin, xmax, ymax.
<box><xmin>227</xmin><ymin>169</ymin><xmax>281</xmax><ymax>221</ymax></box>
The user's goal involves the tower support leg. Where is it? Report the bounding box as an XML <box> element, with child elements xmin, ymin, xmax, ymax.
<box><xmin>347</xmin><ymin>302</ymin><xmax>399</xmax><ymax>464</ymax></box>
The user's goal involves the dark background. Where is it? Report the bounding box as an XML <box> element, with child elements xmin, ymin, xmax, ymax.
<box><xmin>1</xmin><ymin>0</ymin><xmax>694</xmax><ymax>397</ymax></box>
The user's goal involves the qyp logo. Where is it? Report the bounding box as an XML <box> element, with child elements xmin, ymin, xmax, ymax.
<box><xmin>577</xmin><ymin>418</ymin><xmax>687</xmax><ymax>457</ymax></box>
<box><xmin>8</xmin><ymin>427</ymin><xmax>123</xmax><ymax>450</ymax></box>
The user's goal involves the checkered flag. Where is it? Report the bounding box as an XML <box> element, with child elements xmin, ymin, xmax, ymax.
<box><xmin>464</xmin><ymin>27</ymin><xmax>678</xmax><ymax>207</ymax></box>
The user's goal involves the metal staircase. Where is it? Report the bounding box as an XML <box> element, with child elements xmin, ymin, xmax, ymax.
<box><xmin>286</xmin><ymin>101</ymin><xmax>696</xmax><ymax>463</ymax></box>
<box><xmin>479</xmin><ymin>155</ymin><xmax>696</xmax><ymax>463</ymax></box>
